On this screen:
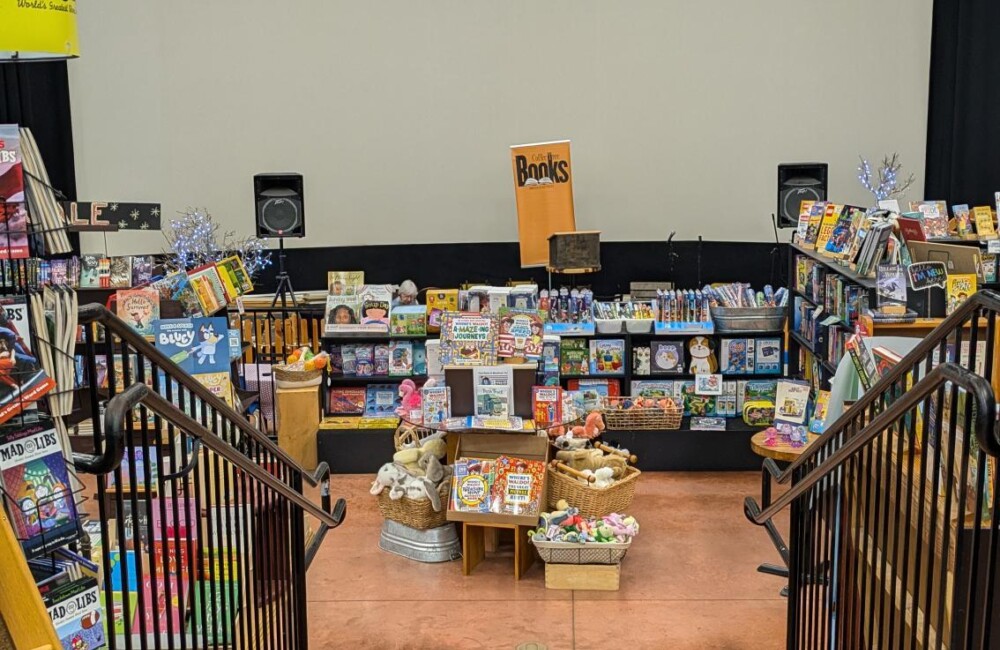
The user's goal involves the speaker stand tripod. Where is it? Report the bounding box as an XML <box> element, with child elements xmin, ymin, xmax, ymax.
<box><xmin>270</xmin><ymin>239</ymin><xmax>298</xmax><ymax>309</ymax></box>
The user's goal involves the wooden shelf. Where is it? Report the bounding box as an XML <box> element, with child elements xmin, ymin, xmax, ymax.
<box><xmin>788</xmin><ymin>329</ymin><xmax>838</xmax><ymax>374</ymax></box>
<box><xmin>790</xmin><ymin>242</ymin><xmax>877</xmax><ymax>289</ymax></box>
<box><xmin>326</xmin><ymin>374</ymin><xmax>427</xmax><ymax>385</ymax></box>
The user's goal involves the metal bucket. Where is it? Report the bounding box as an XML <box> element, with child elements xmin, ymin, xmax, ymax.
<box><xmin>710</xmin><ymin>306</ymin><xmax>786</xmax><ymax>333</ymax></box>
<box><xmin>379</xmin><ymin>519</ymin><xmax>461</xmax><ymax>563</ymax></box>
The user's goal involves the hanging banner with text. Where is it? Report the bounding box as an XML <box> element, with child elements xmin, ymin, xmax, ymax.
<box><xmin>0</xmin><ymin>0</ymin><xmax>79</xmax><ymax>59</ymax></box>
<box><xmin>510</xmin><ymin>140</ymin><xmax>576</xmax><ymax>268</ymax></box>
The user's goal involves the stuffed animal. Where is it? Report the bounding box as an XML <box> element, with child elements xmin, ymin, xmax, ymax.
<box><xmin>555</xmin><ymin>447</ymin><xmax>629</xmax><ymax>479</ymax></box>
<box><xmin>592</xmin><ymin>467</ymin><xmax>615</xmax><ymax>488</ymax></box>
<box><xmin>633</xmin><ymin>346</ymin><xmax>651</xmax><ymax>375</ymax></box>
<box><xmin>688</xmin><ymin>335</ymin><xmax>718</xmax><ymax>374</ymax></box>
<box><xmin>602</xmin><ymin>512</ymin><xmax>640</xmax><ymax>540</ymax></box>
<box><xmin>392</xmin><ymin>430</ymin><xmax>448</xmax><ymax>476</ymax></box>
<box><xmin>396</xmin><ymin>377</ymin><xmax>437</xmax><ymax>419</ymax></box>
<box><xmin>370</xmin><ymin>461</ymin><xmax>448</xmax><ymax>512</ymax></box>
<box><xmin>553</xmin><ymin>431</ymin><xmax>587</xmax><ymax>451</ymax></box>
<box><xmin>570</xmin><ymin>411</ymin><xmax>605</xmax><ymax>440</ymax></box>
<box><xmin>531</xmin><ymin>503</ymin><xmax>639</xmax><ymax>544</ymax></box>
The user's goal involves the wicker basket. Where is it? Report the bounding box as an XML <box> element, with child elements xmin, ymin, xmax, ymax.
<box><xmin>546</xmin><ymin>464</ymin><xmax>641</xmax><ymax>518</ymax></box>
<box><xmin>601</xmin><ymin>396</ymin><xmax>682</xmax><ymax>430</ymax></box>
<box><xmin>531</xmin><ymin>538</ymin><xmax>632</xmax><ymax>564</ymax></box>
<box><xmin>394</xmin><ymin>423</ymin><xmax>440</xmax><ymax>450</ymax></box>
<box><xmin>376</xmin><ymin>481</ymin><xmax>451</xmax><ymax>530</ymax></box>
<box><xmin>273</xmin><ymin>364</ymin><xmax>323</xmax><ymax>388</ymax></box>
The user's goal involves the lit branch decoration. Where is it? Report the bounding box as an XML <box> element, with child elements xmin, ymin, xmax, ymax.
<box><xmin>163</xmin><ymin>208</ymin><xmax>272</xmax><ymax>279</ymax></box>
<box><xmin>857</xmin><ymin>153</ymin><xmax>916</xmax><ymax>203</ymax></box>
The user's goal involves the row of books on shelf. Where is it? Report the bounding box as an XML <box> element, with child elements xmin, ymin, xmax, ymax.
<box><xmin>327</xmin><ymin>340</ymin><xmax>432</xmax><ymax>378</ymax></box>
<box><xmin>631</xmin><ymin>337</ymin><xmax>781</xmax><ymax>376</ymax></box>
<box><xmin>794</xmin><ymin>254</ymin><xmax>869</xmax><ymax>320</ymax></box>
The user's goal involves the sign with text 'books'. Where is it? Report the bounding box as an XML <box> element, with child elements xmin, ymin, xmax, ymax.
<box><xmin>510</xmin><ymin>140</ymin><xmax>576</xmax><ymax>268</ymax></box>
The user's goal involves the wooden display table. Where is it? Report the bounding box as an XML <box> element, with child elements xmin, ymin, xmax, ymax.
<box><xmin>750</xmin><ymin>430</ymin><xmax>819</xmax><ymax>463</ymax></box>
<box><xmin>276</xmin><ymin>385</ymin><xmax>320</xmax><ymax>470</ymax></box>
<box><xmin>462</xmin><ymin>521</ymin><xmax>536</xmax><ymax>579</ymax></box>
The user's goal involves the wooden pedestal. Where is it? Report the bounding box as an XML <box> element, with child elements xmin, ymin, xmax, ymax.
<box><xmin>462</xmin><ymin>521</ymin><xmax>535</xmax><ymax>579</ymax></box>
<box><xmin>276</xmin><ymin>386</ymin><xmax>319</xmax><ymax>470</ymax></box>
<box><xmin>545</xmin><ymin>563</ymin><xmax>621</xmax><ymax>591</ymax></box>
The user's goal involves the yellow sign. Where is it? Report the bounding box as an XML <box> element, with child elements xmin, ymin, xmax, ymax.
<box><xmin>510</xmin><ymin>140</ymin><xmax>576</xmax><ymax>267</ymax></box>
<box><xmin>0</xmin><ymin>0</ymin><xmax>79</xmax><ymax>60</ymax></box>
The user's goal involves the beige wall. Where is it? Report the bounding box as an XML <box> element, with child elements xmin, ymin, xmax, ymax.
<box><xmin>69</xmin><ymin>0</ymin><xmax>933</xmax><ymax>254</ymax></box>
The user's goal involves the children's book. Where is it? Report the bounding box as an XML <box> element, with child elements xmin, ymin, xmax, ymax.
<box><xmin>0</xmin><ymin>421</ymin><xmax>79</xmax><ymax>558</ymax></box>
<box><xmin>532</xmin><ymin>386</ymin><xmax>562</xmax><ymax>429</ymax></box>
<box><xmin>354</xmin><ymin>344</ymin><xmax>374</xmax><ymax>377</ymax></box>
<box><xmin>974</xmin><ymin>206</ymin><xmax>996</xmax><ymax>237</ymax></box>
<box><xmin>741</xmin><ymin>379</ymin><xmax>779</xmax><ymax>411</ymax></box>
<box><xmin>720</xmin><ymin>338</ymin><xmax>755</xmax><ymax>374</ymax></box>
<box><xmin>846</xmin><ymin>333</ymin><xmax>879</xmax><ymax>391</ymax></box>
<box><xmin>490</xmin><ymin>455</ymin><xmax>545</xmax><ymax>517</ymax></box>
<box><xmin>450</xmin><ymin>458</ymin><xmax>494</xmax><ymax>513</ymax></box>
<box><xmin>108</xmin><ymin>446</ymin><xmax>159</xmax><ymax>492</ymax></box>
<box><xmin>327</xmin><ymin>387</ymin><xmax>366</xmax><ymax>414</ymax></box>
<box><xmin>567</xmin><ymin>378</ymin><xmax>620</xmax><ymax>411</ymax></box>
<box><xmin>187</xmin><ymin>264</ymin><xmax>228</xmax><ymax>314</ymax></box>
<box><xmin>681</xmin><ymin>381</ymin><xmax>716</xmax><ymax>417</ymax></box>
<box><xmin>774</xmin><ymin>379</ymin><xmax>811</xmax><ymax>426</ymax></box>
<box><xmin>589</xmin><ymin>339</ymin><xmax>625</xmax><ymax>375</ymax></box>
<box><xmin>0</xmin><ymin>125</ymin><xmax>30</xmax><ymax>259</ymax></box>
<box><xmin>540</xmin><ymin>335</ymin><xmax>561</xmax><ymax>385</ymax></box>
<box><xmin>151</xmin><ymin>271</ymin><xmax>204</xmax><ymax>317</ymax></box>
<box><xmin>109</xmin><ymin>256</ymin><xmax>133</xmax><ymax>288</ymax></box>
<box><xmin>559</xmin><ymin>338</ymin><xmax>589</xmax><ymax>375</ymax></box>
<box><xmin>153</xmin><ymin>317</ymin><xmax>230</xmax><ymax>375</ymax></box>
<box><xmin>755</xmin><ymin>338</ymin><xmax>781</xmax><ymax>374</ymax></box>
<box><xmin>359</xmin><ymin>285</ymin><xmax>392</xmax><ymax>331</ymax></box>
<box><xmin>808</xmin><ymin>390</ymin><xmax>831</xmax><ymax>434</ymax></box>
<box><xmin>876</xmin><ymin>263</ymin><xmax>908</xmax><ymax>309</ymax></box>
<box><xmin>946</xmin><ymin>274</ymin><xmax>976</xmax><ymax>315</ymax></box>
<box><xmin>421</xmin><ymin>385</ymin><xmax>450</xmax><ymax>425</ymax></box>
<box><xmin>802</xmin><ymin>201</ymin><xmax>827</xmax><ymax>246</ymax></box>
<box><xmin>953</xmin><ymin>204</ymin><xmax>973</xmax><ymax>236</ymax></box>
<box><xmin>911</xmin><ymin>201</ymin><xmax>950</xmax><ymax>239</ymax></box>
<box><xmin>896</xmin><ymin>215</ymin><xmax>927</xmax><ymax>243</ymax></box>
<box><xmin>324</xmin><ymin>294</ymin><xmax>363</xmax><ymax>334</ymax></box>
<box><xmin>814</xmin><ymin>203</ymin><xmax>844</xmax><ymax>252</ymax></box>
<box><xmin>426</xmin><ymin>289</ymin><xmax>459</xmax><ymax>334</ymax></box>
<box><xmin>982</xmin><ymin>254</ymin><xmax>998</xmax><ymax>283</ymax></box>
<box><xmin>795</xmin><ymin>199</ymin><xmax>816</xmax><ymax>240</ymax></box>
<box><xmin>650</xmin><ymin>340</ymin><xmax>684</xmax><ymax>374</ymax></box>
<box><xmin>412</xmin><ymin>342</ymin><xmax>428</xmax><ymax>376</ymax></box>
<box><xmin>341</xmin><ymin>344</ymin><xmax>357</xmax><ymax>375</ymax></box>
<box><xmin>633</xmin><ymin>346</ymin><xmax>651</xmax><ymax>375</ymax></box>
<box><xmin>49</xmin><ymin>259</ymin><xmax>69</xmax><ymax>286</ymax></box>
<box><xmin>388</xmin><ymin>340</ymin><xmax>413</xmax><ymax>376</ymax></box>
<box><xmin>438</xmin><ymin>312</ymin><xmax>497</xmax><ymax>366</ymax></box>
<box><xmin>496</xmin><ymin>308</ymin><xmax>544</xmax><ymax>361</ymax></box>
<box><xmin>188</xmin><ymin>579</ymin><xmax>239</xmax><ymax>644</ymax></box>
<box><xmin>116</xmin><ymin>288</ymin><xmax>159</xmax><ymax>338</ymax></box>
<box><xmin>136</xmin><ymin>573</ymin><xmax>187</xmax><ymax>637</ymax></box>
<box><xmin>373</xmin><ymin>343</ymin><xmax>389</xmax><ymax>376</ymax></box>
<box><xmin>390</xmin><ymin>305</ymin><xmax>427</xmax><ymax>337</ymax></box>
<box><xmin>131</xmin><ymin>255</ymin><xmax>154</xmax><ymax>287</ymax></box>
<box><xmin>98</xmin><ymin>257</ymin><xmax>111</xmax><ymax>288</ymax></box>
<box><xmin>365</xmin><ymin>384</ymin><xmax>400</xmax><ymax>417</ymax></box>
<box><xmin>112</xmin><ymin>590</ymin><xmax>137</xmax><ymax>635</ymax></box>
<box><xmin>215</xmin><ymin>255</ymin><xmax>254</xmax><ymax>296</ymax></box>
<box><xmin>823</xmin><ymin>207</ymin><xmax>856</xmax><ymax>258</ymax></box>
<box><xmin>475</xmin><ymin>384</ymin><xmax>511</xmax><ymax>417</ymax></box>
<box><xmin>79</xmin><ymin>255</ymin><xmax>101</xmax><ymax>288</ymax></box>
<box><xmin>44</xmin><ymin>577</ymin><xmax>106</xmax><ymax>650</ymax></box>
<box><xmin>327</xmin><ymin>271</ymin><xmax>364</xmax><ymax>295</ymax></box>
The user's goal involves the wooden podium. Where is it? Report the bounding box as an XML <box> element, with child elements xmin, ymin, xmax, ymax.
<box><xmin>276</xmin><ymin>386</ymin><xmax>320</xmax><ymax>470</ymax></box>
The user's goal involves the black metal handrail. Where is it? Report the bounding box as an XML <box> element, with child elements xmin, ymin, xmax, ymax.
<box><xmin>746</xmin><ymin>362</ymin><xmax>996</xmax><ymax>526</ymax></box>
<box><xmin>773</xmin><ymin>290</ymin><xmax>1000</xmax><ymax>487</ymax></box>
<box><xmin>78</xmin><ymin>303</ymin><xmax>326</xmax><ymax>487</ymax></box>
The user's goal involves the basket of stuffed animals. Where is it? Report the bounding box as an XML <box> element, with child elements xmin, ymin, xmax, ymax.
<box><xmin>529</xmin><ymin>505</ymin><xmax>640</xmax><ymax>564</ymax></box>
<box><xmin>372</xmin><ymin>428</ymin><xmax>453</xmax><ymax>530</ymax></box>
<box><xmin>601</xmin><ymin>395</ymin><xmax>682</xmax><ymax>431</ymax></box>
<box><xmin>546</xmin><ymin>442</ymin><xmax>641</xmax><ymax>518</ymax></box>
<box><xmin>532</xmin><ymin>538</ymin><xmax>632</xmax><ymax>564</ymax></box>
<box><xmin>394</xmin><ymin>422</ymin><xmax>439</xmax><ymax>450</ymax></box>
<box><xmin>376</xmin><ymin>482</ymin><xmax>451</xmax><ymax>530</ymax></box>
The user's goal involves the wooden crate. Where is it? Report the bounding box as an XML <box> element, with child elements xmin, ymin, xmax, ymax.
<box><xmin>547</xmin><ymin>230</ymin><xmax>601</xmax><ymax>273</ymax></box>
<box><xmin>545</xmin><ymin>563</ymin><xmax>621</xmax><ymax>591</ymax></box>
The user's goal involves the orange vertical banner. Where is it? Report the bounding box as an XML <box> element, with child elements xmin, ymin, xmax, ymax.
<box><xmin>510</xmin><ymin>140</ymin><xmax>576</xmax><ymax>268</ymax></box>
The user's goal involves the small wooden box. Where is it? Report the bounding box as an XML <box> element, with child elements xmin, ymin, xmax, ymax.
<box><xmin>545</xmin><ymin>562</ymin><xmax>621</xmax><ymax>590</ymax></box>
<box><xmin>444</xmin><ymin>363</ymin><xmax>537</xmax><ymax>418</ymax></box>
<box><xmin>547</xmin><ymin>231</ymin><xmax>601</xmax><ymax>273</ymax></box>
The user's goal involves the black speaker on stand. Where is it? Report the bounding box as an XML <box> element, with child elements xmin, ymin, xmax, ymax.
<box><xmin>254</xmin><ymin>173</ymin><xmax>305</xmax><ymax>309</ymax></box>
<box><xmin>777</xmin><ymin>163</ymin><xmax>828</xmax><ymax>228</ymax></box>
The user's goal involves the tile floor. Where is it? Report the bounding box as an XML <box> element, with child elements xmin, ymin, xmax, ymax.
<box><xmin>307</xmin><ymin>472</ymin><xmax>789</xmax><ymax>650</ymax></box>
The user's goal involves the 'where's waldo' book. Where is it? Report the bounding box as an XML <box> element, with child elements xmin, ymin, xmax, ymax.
<box><xmin>438</xmin><ymin>312</ymin><xmax>497</xmax><ymax>366</ymax></box>
<box><xmin>116</xmin><ymin>288</ymin><xmax>160</xmax><ymax>338</ymax></box>
<box><xmin>0</xmin><ymin>421</ymin><xmax>79</xmax><ymax>558</ymax></box>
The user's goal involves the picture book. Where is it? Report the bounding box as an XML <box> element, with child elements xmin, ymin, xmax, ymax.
<box><xmin>532</xmin><ymin>386</ymin><xmax>562</xmax><ymax>429</ymax></box>
<box><xmin>845</xmin><ymin>333</ymin><xmax>879</xmax><ymax>391</ymax></box>
<box><xmin>365</xmin><ymin>384</ymin><xmax>400</xmax><ymax>417</ymax></box>
<box><xmin>720</xmin><ymin>338</ymin><xmax>755</xmax><ymax>374</ymax></box>
<box><xmin>650</xmin><ymin>340</ymin><xmax>684</xmax><ymax>374</ymax></box>
<box><xmin>0</xmin><ymin>422</ymin><xmax>79</xmax><ymax>558</ymax></box>
<box><xmin>116</xmin><ymin>288</ymin><xmax>159</xmax><ymax>338</ymax></box>
<box><xmin>327</xmin><ymin>271</ymin><xmax>364</xmax><ymax>295</ymax></box>
<box><xmin>475</xmin><ymin>384</ymin><xmax>511</xmax><ymax>417</ymax></box>
<box><xmin>755</xmin><ymin>338</ymin><xmax>781</xmax><ymax>374</ymax></box>
<box><xmin>373</xmin><ymin>343</ymin><xmax>389</xmax><ymax>376</ymax></box>
<box><xmin>98</xmin><ymin>257</ymin><xmax>111</xmax><ymax>288</ymax></box>
<box><xmin>823</xmin><ymin>207</ymin><xmax>856</xmax><ymax>258</ymax></box>
<box><xmin>136</xmin><ymin>573</ymin><xmax>187</xmax><ymax>637</ymax></box>
<box><xmin>412</xmin><ymin>342</ymin><xmax>428</xmax><ymax>376</ymax></box>
<box><xmin>953</xmin><ymin>204</ymin><xmax>973</xmax><ymax>236</ymax></box>
<box><xmin>49</xmin><ymin>259</ymin><xmax>69</xmax><ymax>286</ymax></box>
<box><xmin>774</xmin><ymin>379</ymin><xmax>811</xmax><ymax>425</ymax></box>
<box><xmin>795</xmin><ymin>199</ymin><xmax>816</xmax><ymax>240</ymax></box>
<box><xmin>814</xmin><ymin>203</ymin><xmax>844</xmax><ymax>252</ymax></box>
<box><xmin>438</xmin><ymin>312</ymin><xmax>497</xmax><ymax>366</ymax></box>
<box><xmin>809</xmin><ymin>390</ymin><xmax>831</xmax><ymax>434</ymax></box>
<box><xmin>109</xmin><ymin>256</ymin><xmax>132</xmax><ymax>288</ymax></box>
<box><xmin>983</xmin><ymin>254</ymin><xmax>998</xmax><ymax>283</ymax></box>
<box><xmin>496</xmin><ymin>308</ymin><xmax>544</xmax><ymax>361</ymax></box>
<box><xmin>694</xmin><ymin>373</ymin><xmax>723</xmax><ymax>395</ymax></box>
<box><xmin>567</xmin><ymin>378</ymin><xmax>620</xmax><ymax>411</ymax></box>
<box><xmin>390</xmin><ymin>305</ymin><xmax>427</xmax><ymax>336</ymax></box>
<box><xmin>354</xmin><ymin>344</ymin><xmax>374</xmax><ymax>376</ymax></box>
<box><xmin>151</xmin><ymin>271</ymin><xmax>204</xmax><ymax>317</ymax></box>
<box><xmin>187</xmin><ymin>263</ymin><xmax>228</xmax><ymax>314</ymax></box>
<box><xmin>388</xmin><ymin>340</ymin><xmax>413</xmax><ymax>376</ymax></box>
<box><xmin>153</xmin><ymin>317</ymin><xmax>231</xmax><ymax>375</ymax></box>
<box><xmin>540</xmin><ymin>335</ymin><xmax>560</xmax><ymax>385</ymax></box>
<box><xmin>421</xmin><ymin>385</ymin><xmax>450</xmax><ymax>425</ymax></box>
<box><xmin>149</xmin><ymin>496</ymin><xmax>197</xmax><ymax>543</ymax></box>
<box><xmin>559</xmin><ymin>338</ymin><xmax>589</xmax><ymax>375</ymax></box>
<box><xmin>79</xmin><ymin>255</ymin><xmax>101</xmax><ymax>288</ymax></box>
<box><xmin>189</xmin><ymin>579</ymin><xmax>239</xmax><ymax>645</ymax></box>
<box><xmin>589</xmin><ymin>338</ymin><xmax>625</xmax><ymax>375</ymax></box>
<box><xmin>895</xmin><ymin>215</ymin><xmax>927</xmax><ymax>243</ymax></box>
<box><xmin>946</xmin><ymin>273</ymin><xmax>976</xmax><ymax>315</ymax></box>
<box><xmin>982</xmin><ymin>205</ymin><xmax>1000</xmax><ymax>237</ymax></box>
<box><xmin>0</xmin><ymin>125</ymin><xmax>30</xmax><ymax>259</ymax></box>
<box><xmin>215</xmin><ymin>255</ymin><xmax>254</xmax><ymax>296</ymax></box>
<box><xmin>680</xmin><ymin>381</ymin><xmax>716</xmax><ymax>417</ymax></box>
<box><xmin>341</xmin><ymin>344</ymin><xmax>357</xmax><ymax>375</ymax></box>
<box><xmin>327</xmin><ymin>387</ymin><xmax>366</xmax><ymax>414</ymax></box>
<box><xmin>426</xmin><ymin>289</ymin><xmax>459</xmax><ymax>334</ymax></box>
<box><xmin>0</xmin><ymin>321</ymin><xmax>55</xmax><ymax>424</ymax></box>
<box><xmin>876</xmin><ymin>263</ymin><xmax>908</xmax><ymax>309</ymax></box>
<box><xmin>450</xmin><ymin>458</ymin><xmax>494</xmax><ymax>513</ymax></box>
<box><xmin>802</xmin><ymin>201</ymin><xmax>827</xmax><ymax>246</ymax></box>
<box><xmin>741</xmin><ymin>379</ymin><xmax>778</xmax><ymax>411</ymax></box>
<box><xmin>359</xmin><ymin>285</ymin><xmax>393</xmax><ymax>330</ymax></box>
<box><xmin>912</xmin><ymin>201</ymin><xmax>950</xmax><ymax>239</ymax></box>
<box><xmin>324</xmin><ymin>294</ymin><xmax>363</xmax><ymax>334</ymax></box>
<box><xmin>131</xmin><ymin>255</ymin><xmax>154</xmax><ymax>287</ymax></box>
<box><xmin>107</xmin><ymin>446</ymin><xmax>159</xmax><ymax>492</ymax></box>
<box><xmin>490</xmin><ymin>455</ymin><xmax>545</xmax><ymax>517</ymax></box>
<box><xmin>44</xmin><ymin>577</ymin><xmax>106</xmax><ymax>650</ymax></box>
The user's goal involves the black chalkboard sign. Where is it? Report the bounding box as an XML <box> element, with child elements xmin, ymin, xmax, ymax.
<box><xmin>908</xmin><ymin>261</ymin><xmax>948</xmax><ymax>290</ymax></box>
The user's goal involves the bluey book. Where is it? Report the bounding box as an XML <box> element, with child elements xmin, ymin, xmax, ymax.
<box><xmin>109</xmin><ymin>256</ymin><xmax>133</xmax><ymax>288</ymax></box>
<box><xmin>388</xmin><ymin>340</ymin><xmax>413</xmax><ymax>376</ymax></box>
<box><xmin>720</xmin><ymin>338</ymin><xmax>755</xmax><ymax>374</ymax></box>
<box><xmin>755</xmin><ymin>338</ymin><xmax>781</xmax><ymax>374</ymax></box>
<box><xmin>421</xmin><ymin>385</ymin><xmax>450</xmax><ymax>425</ymax></box>
<box><xmin>153</xmin><ymin>317</ymin><xmax>230</xmax><ymax>375</ymax></box>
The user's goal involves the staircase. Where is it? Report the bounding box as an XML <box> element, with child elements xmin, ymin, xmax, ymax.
<box><xmin>68</xmin><ymin>303</ymin><xmax>345</xmax><ymax>650</ymax></box>
<box><xmin>748</xmin><ymin>291</ymin><xmax>1000</xmax><ymax>649</ymax></box>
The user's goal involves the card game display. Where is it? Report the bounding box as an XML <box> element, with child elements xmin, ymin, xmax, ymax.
<box><xmin>650</xmin><ymin>340</ymin><xmax>684</xmax><ymax>374</ymax></box>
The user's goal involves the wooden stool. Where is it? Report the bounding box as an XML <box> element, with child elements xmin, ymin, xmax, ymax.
<box><xmin>462</xmin><ymin>521</ymin><xmax>535</xmax><ymax>579</ymax></box>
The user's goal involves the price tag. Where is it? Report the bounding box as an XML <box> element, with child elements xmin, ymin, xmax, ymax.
<box><xmin>987</xmin><ymin>239</ymin><xmax>1000</xmax><ymax>254</ymax></box>
<box><xmin>236</xmin><ymin>297</ymin><xmax>245</xmax><ymax>315</ymax></box>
